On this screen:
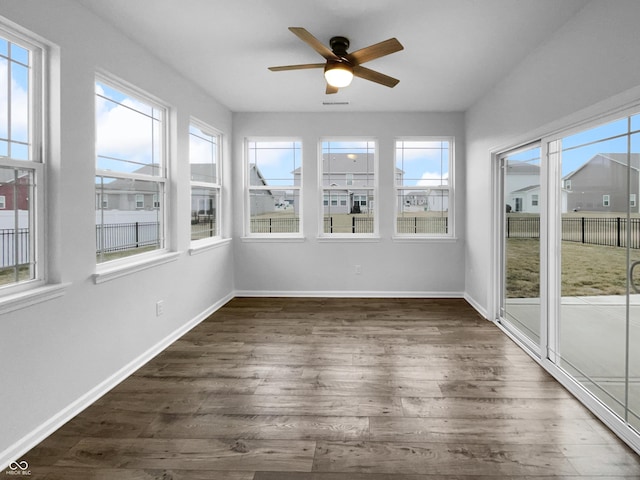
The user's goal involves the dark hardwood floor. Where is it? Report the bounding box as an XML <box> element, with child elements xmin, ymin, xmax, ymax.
<box><xmin>20</xmin><ymin>297</ymin><xmax>640</xmax><ymax>479</ymax></box>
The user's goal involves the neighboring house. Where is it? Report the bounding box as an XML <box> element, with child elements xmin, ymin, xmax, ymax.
<box><xmin>505</xmin><ymin>160</ymin><xmax>539</xmax><ymax>213</ymax></box>
<box><xmin>293</xmin><ymin>153</ymin><xmax>402</xmax><ymax>214</ymax></box>
<box><xmin>248</xmin><ymin>163</ymin><xmax>280</xmax><ymax>216</ymax></box>
<box><xmin>401</xmin><ymin>190</ymin><xmax>449</xmax><ymax>212</ymax></box>
<box><xmin>563</xmin><ymin>153</ymin><xmax>640</xmax><ymax>213</ymax></box>
<box><xmin>96</xmin><ymin>164</ymin><xmax>161</xmax><ymax>212</ymax></box>
<box><xmin>0</xmin><ymin>171</ymin><xmax>31</xmax><ymax>211</ymax></box>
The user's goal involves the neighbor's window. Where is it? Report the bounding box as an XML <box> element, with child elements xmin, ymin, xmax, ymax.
<box><xmin>246</xmin><ymin>139</ymin><xmax>301</xmax><ymax>235</ymax></box>
<box><xmin>395</xmin><ymin>139</ymin><xmax>452</xmax><ymax>236</ymax></box>
<box><xmin>603</xmin><ymin>194</ymin><xmax>610</xmax><ymax>207</ymax></box>
<box><xmin>0</xmin><ymin>28</ymin><xmax>43</xmax><ymax>289</ymax></box>
<box><xmin>321</xmin><ymin>140</ymin><xmax>377</xmax><ymax>235</ymax></box>
<box><xmin>190</xmin><ymin>121</ymin><xmax>221</xmax><ymax>242</ymax></box>
<box><xmin>95</xmin><ymin>77</ymin><xmax>166</xmax><ymax>263</ymax></box>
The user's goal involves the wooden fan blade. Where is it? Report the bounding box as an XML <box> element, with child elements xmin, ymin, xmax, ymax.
<box><xmin>289</xmin><ymin>27</ymin><xmax>339</xmax><ymax>61</ymax></box>
<box><xmin>268</xmin><ymin>63</ymin><xmax>326</xmax><ymax>71</ymax></box>
<box><xmin>346</xmin><ymin>38</ymin><xmax>404</xmax><ymax>65</ymax></box>
<box><xmin>353</xmin><ymin>65</ymin><xmax>400</xmax><ymax>88</ymax></box>
<box><xmin>326</xmin><ymin>84</ymin><xmax>339</xmax><ymax>94</ymax></box>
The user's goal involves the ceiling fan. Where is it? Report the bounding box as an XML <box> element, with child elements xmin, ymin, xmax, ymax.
<box><xmin>268</xmin><ymin>27</ymin><xmax>404</xmax><ymax>94</ymax></box>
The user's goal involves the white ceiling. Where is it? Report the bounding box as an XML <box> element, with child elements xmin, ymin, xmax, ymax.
<box><xmin>73</xmin><ymin>0</ymin><xmax>589</xmax><ymax>113</ymax></box>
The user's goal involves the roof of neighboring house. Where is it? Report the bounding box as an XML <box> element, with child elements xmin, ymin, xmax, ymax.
<box><xmin>506</xmin><ymin>160</ymin><xmax>540</xmax><ymax>174</ymax></box>
<box><xmin>511</xmin><ymin>184</ymin><xmax>540</xmax><ymax>193</ymax></box>
<box><xmin>564</xmin><ymin>153</ymin><xmax>640</xmax><ymax>179</ymax></box>
<box><xmin>292</xmin><ymin>153</ymin><xmax>402</xmax><ymax>175</ymax></box>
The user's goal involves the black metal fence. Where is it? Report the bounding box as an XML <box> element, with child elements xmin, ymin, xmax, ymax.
<box><xmin>397</xmin><ymin>217</ymin><xmax>448</xmax><ymax>234</ymax></box>
<box><xmin>0</xmin><ymin>228</ymin><xmax>30</xmax><ymax>268</ymax></box>
<box><xmin>507</xmin><ymin>216</ymin><xmax>640</xmax><ymax>249</ymax></box>
<box><xmin>251</xmin><ymin>217</ymin><xmax>300</xmax><ymax>233</ymax></box>
<box><xmin>96</xmin><ymin>221</ymin><xmax>160</xmax><ymax>254</ymax></box>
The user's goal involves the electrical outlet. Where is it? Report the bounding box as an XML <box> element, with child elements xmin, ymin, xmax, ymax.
<box><xmin>156</xmin><ymin>300</ymin><xmax>164</xmax><ymax>316</ymax></box>
<box><xmin>355</xmin><ymin>264</ymin><xmax>362</xmax><ymax>275</ymax></box>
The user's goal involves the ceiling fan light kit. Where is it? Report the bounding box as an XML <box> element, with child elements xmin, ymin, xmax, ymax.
<box><xmin>269</xmin><ymin>27</ymin><xmax>403</xmax><ymax>94</ymax></box>
<box><xmin>324</xmin><ymin>62</ymin><xmax>353</xmax><ymax>88</ymax></box>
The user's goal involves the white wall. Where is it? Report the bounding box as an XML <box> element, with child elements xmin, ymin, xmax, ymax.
<box><xmin>0</xmin><ymin>0</ymin><xmax>234</xmax><ymax>464</ymax></box>
<box><xmin>232</xmin><ymin>112</ymin><xmax>465</xmax><ymax>296</ymax></box>
<box><xmin>465</xmin><ymin>0</ymin><xmax>640</xmax><ymax>316</ymax></box>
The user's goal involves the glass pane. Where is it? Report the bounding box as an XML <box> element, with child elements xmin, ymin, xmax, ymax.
<box><xmin>397</xmin><ymin>190</ymin><xmax>448</xmax><ymax>234</ymax></box>
<box><xmin>189</xmin><ymin>124</ymin><xmax>218</xmax><ymax>183</ymax></box>
<box><xmin>0</xmin><ymin>39</ymin><xmax>7</xmax><ymax>57</ymax></box>
<box><xmin>558</xmin><ymin>132</ymin><xmax>629</xmax><ymax>420</ymax></box>
<box><xmin>0</xmin><ymin>57</ymin><xmax>8</xmax><ymax>140</ymax></box>
<box><xmin>249</xmin><ymin>189</ymin><xmax>299</xmax><ymax>233</ymax></box>
<box><xmin>191</xmin><ymin>187</ymin><xmax>218</xmax><ymax>240</ymax></box>
<box><xmin>10</xmin><ymin>43</ymin><xmax>29</xmax><ymax>65</ymax></box>
<box><xmin>503</xmin><ymin>145</ymin><xmax>541</xmax><ymax>346</ymax></box>
<box><xmin>11</xmin><ymin>62</ymin><xmax>29</xmax><ymax>144</ymax></box>
<box><xmin>395</xmin><ymin>140</ymin><xmax>449</xmax><ymax>187</ymax></box>
<box><xmin>247</xmin><ymin>140</ymin><xmax>300</xmax><ymax>186</ymax></box>
<box><xmin>323</xmin><ymin>189</ymin><xmax>374</xmax><ymax>234</ymax></box>
<box><xmin>322</xmin><ymin>140</ymin><xmax>375</xmax><ymax>188</ymax></box>
<box><xmin>0</xmin><ymin>166</ymin><xmax>34</xmax><ymax>286</ymax></box>
<box><xmin>95</xmin><ymin>82</ymin><xmax>162</xmax><ymax>176</ymax></box>
<box><xmin>95</xmin><ymin>176</ymin><xmax>162</xmax><ymax>263</ymax></box>
<box><xmin>632</xmin><ymin>113</ymin><xmax>640</xmax><ymax>134</ymax></box>
<box><xmin>628</xmin><ymin>132</ymin><xmax>640</xmax><ymax>430</ymax></box>
<box><xmin>562</xmin><ymin>117</ymin><xmax>628</xmax><ymax>151</ymax></box>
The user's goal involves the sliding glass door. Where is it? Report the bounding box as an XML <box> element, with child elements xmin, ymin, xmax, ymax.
<box><xmin>498</xmin><ymin>111</ymin><xmax>640</xmax><ymax>443</ymax></box>
<box><xmin>499</xmin><ymin>144</ymin><xmax>542</xmax><ymax>351</ymax></box>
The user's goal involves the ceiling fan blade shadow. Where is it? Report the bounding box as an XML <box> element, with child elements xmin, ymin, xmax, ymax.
<box><xmin>289</xmin><ymin>27</ymin><xmax>339</xmax><ymax>61</ymax></box>
<box><xmin>268</xmin><ymin>63</ymin><xmax>326</xmax><ymax>71</ymax></box>
<box><xmin>347</xmin><ymin>38</ymin><xmax>403</xmax><ymax>65</ymax></box>
<box><xmin>326</xmin><ymin>84</ymin><xmax>339</xmax><ymax>94</ymax></box>
<box><xmin>353</xmin><ymin>65</ymin><xmax>400</xmax><ymax>88</ymax></box>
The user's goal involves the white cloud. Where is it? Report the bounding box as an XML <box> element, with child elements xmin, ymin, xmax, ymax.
<box><xmin>417</xmin><ymin>171</ymin><xmax>448</xmax><ymax>186</ymax></box>
<box><xmin>0</xmin><ymin>61</ymin><xmax>29</xmax><ymax>146</ymax></box>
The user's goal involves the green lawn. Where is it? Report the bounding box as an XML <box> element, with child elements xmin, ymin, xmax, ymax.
<box><xmin>507</xmin><ymin>238</ymin><xmax>640</xmax><ymax>298</ymax></box>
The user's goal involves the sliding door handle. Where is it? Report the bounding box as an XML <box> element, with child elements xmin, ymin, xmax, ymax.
<box><xmin>630</xmin><ymin>261</ymin><xmax>640</xmax><ymax>294</ymax></box>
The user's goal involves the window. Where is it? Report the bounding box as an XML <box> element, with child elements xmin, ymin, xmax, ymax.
<box><xmin>190</xmin><ymin>121</ymin><xmax>221</xmax><ymax>242</ymax></box>
<box><xmin>95</xmin><ymin>77</ymin><xmax>166</xmax><ymax>263</ymax></box>
<box><xmin>631</xmin><ymin>194</ymin><xmax>637</xmax><ymax>208</ymax></box>
<box><xmin>532</xmin><ymin>194</ymin><xmax>539</xmax><ymax>206</ymax></box>
<box><xmin>395</xmin><ymin>139</ymin><xmax>452</xmax><ymax>236</ymax></box>
<box><xmin>321</xmin><ymin>140</ymin><xmax>376</xmax><ymax>235</ymax></box>
<box><xmin>603</xmin><ymin>194</ymin><xmax>610</xmax><ymax>207</ymax></box>
<box><xmin>0</xmin><ymin>28</ymin><xmax>43</xmax><ymax>289</ymax></box>
<box><xmin>564</xmin><ymin>179</ymin><xmax>572</xmax><ymax>190</ymax></box>
<box><xmin>246</xmin><ymin>139</ymin><xmax>301</xmax><ymax>235</ymax></box>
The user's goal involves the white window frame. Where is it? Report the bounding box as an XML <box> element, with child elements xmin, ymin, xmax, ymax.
<box><xmin>532</xmin><ymin>194</ymin><xmax>539</xmax><ymax>206</ymax></box>
<box><xmin>135</xmin><ymin>194</ymin><xmax>144</xmax><ymax>209</ymax></box>
<box><xmin>244</xmin><ymin>138</ymin><xmax>303</xmax><ymax>239</ymax></box>
<box><xmin>394</xmin><ymin>137</ymin><xmax>454</xmax><ymax>239</ymax></box>
<box><xmin>189</xmin><ymin>118</ymin><xmax>222</xmax><ymax>246</ymax></box>
<box><xmin>319</xmin><ymin>138</ymin><xmax>378</xmax><ymax>239</ymax></box>
<box><xmin>0</xmin><ymin>195</ymin><xmax>5</xmax><ymax>209</ymax></box>
<box><xmin>94</xmin><ymin>73</ymin><xmax>168</xmax><ymax>267</ymax></box>
<box><xmin>603</xmin><ymin>194</ymin><xmax>610</xmax><ymax>207</ymax></box>
<box><xmin>0</xmin><ymin>24</ymin><xmax>46</xmax><ymax>295</ymax></box>
<box><xmin>631</xmin><ymin>194</ymin><xmax>636</xmax><ymax>208</ymax></box>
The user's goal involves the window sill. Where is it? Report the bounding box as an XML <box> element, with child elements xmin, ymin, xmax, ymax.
<box><xmin>0</xmin><ymin>282</ymin><xmax>70</xmax><ymax>315</ymax></box>
<box><xmin>316</xmin><ymin>235</ymin><xmax>381</xmax><ymax>243</ymax></box>
<box><xmin>392</xmin><ymin>235</ymin><xmax>458</xmax><ymax>243</ymax></box>
<box><xmin>93</xmin><ymin>251</ymin><xmax>181</xmax><ymax>284</ymax></box>
<box><xmin>189</xmin><ymin>238</ymin><xmax>232</xmax><ymax>256</ymax></box>
<box><xmin>241</xmin><ymin>236</ymin><xmax>306</xmax><ymax>243</ymax></box>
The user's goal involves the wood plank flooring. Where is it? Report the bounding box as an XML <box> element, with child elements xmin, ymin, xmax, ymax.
<box><xmin>19</xmin><ymin>297</ymin><xmax>640</xmax><ymax>479</ymax></box>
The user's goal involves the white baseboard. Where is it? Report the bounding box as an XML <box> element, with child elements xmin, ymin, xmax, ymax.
<box><xmin>0</xmin><ymin>291</ymin><xmax>234</xmax><ymax>470</ymax></box>
<box><xmin>233</xmin><ymin>290</ymin><xmax>465</xmax><ymax>298</ymax></box>
<box><xmin>463</xmin><ymin>292</ymin><xmax>488</xmax><ymax>319</ymax></box>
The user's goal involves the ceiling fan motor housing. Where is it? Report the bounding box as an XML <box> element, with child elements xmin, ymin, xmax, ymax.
<box><xmin>329</xmin><ymin>36</ymin><xmax>350</xmax><ymax>57</ymax></box>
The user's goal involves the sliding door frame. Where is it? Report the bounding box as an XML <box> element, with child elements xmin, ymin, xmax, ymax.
<box><xmin>491</xmin><ymin>101</ymin><xmax>640</xmax><ymax>455</ymax></box>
